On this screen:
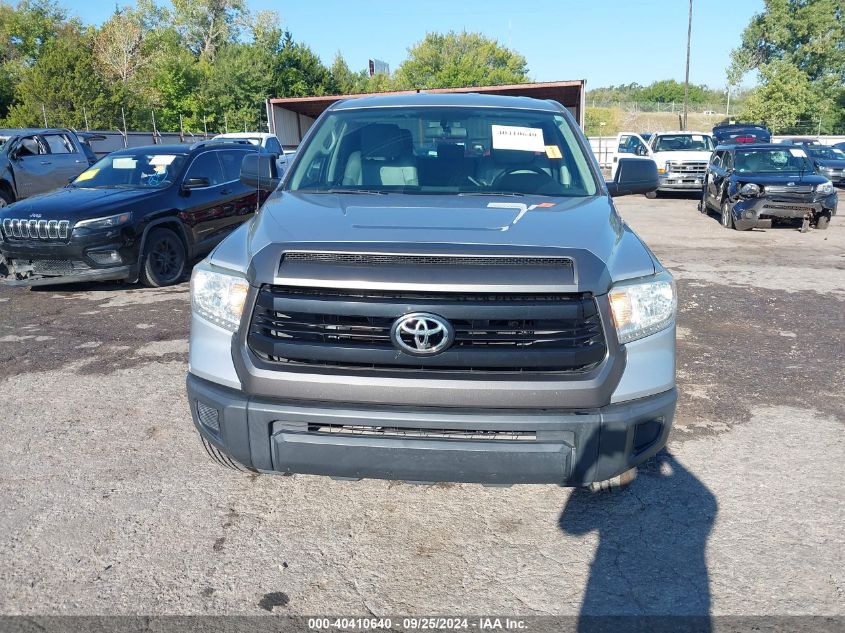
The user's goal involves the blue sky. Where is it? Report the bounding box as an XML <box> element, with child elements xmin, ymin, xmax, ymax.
<box><xmin>65</xmin><ymin>0</ymin><xmax>764</xmax><ymax>90</ymax></box>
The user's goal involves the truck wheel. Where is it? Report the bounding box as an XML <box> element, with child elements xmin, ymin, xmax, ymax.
<box><xmin>816</xmin><ymin>215</ymin><xmax>830</xmax><ymax>230</ymax></box>
<box><xmin>139</xmin><ymin>228</ymin><xmax>186</xmax><ymax>287</ymax></box>
<box><xmin>586</xmin><ymin>467</ymin><xmax>637</xmax><ymax>493</ymax></box>
<box><xmin>0</xmin><ymin>188</ymin><xmax>13</xmax><ymax>208</ymax></box>
<box><xmin>721</xmin><ymin>200</ymin><xmax>735</xmax><ymax>229</ymax></box>
<box><xmin>200</xmin><ymin>437</ymin><xmax>259</xmax><ymax>473</ymax></box>
<box><xmin>644</xmin><ymin>190</ymin><xmax>658</xmax><ymax>199</ymax></box>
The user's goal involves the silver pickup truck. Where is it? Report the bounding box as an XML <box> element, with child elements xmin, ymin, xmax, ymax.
<box><xmin>186</xmin><ymin>93</ymin><xmax>676</xmax><ymax>488</ymax></box>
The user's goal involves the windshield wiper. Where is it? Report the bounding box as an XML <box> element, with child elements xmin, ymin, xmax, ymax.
<box><xmin>319</xmin><ymin>188</ymin><xmax>388</xmax><ymax>195</ymax></box>
<box><xmin>457</xmin><ymin>191</ymin><xmax>525</xmax><ymax>197</ymax></box>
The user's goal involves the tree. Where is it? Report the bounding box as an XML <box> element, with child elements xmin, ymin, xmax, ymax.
<box><xmin>739</xmin><ymin>59</ymin><xmax>820</xmax><ymax>132</ymax></box>
<box><xmin>171</xmin><ymin>0</ymin><xmax>246</xmax><ymax>61</ymax></box>
<box><xmin>329</xmin><ymin>52</ymin><xmax>367</xmax><ymax>95</ymax></box>
<box><xmin>730</xmin><ymin>0</ymin><xmax>845</xmax><ymax>132</ymax></box>
<box><xmin>93</xmin><ymin>8</ymin><xmax>147</xmax><ymax>84</ymax></box>
<box><xmin>4</xmin><ymin>24</ymin><xmax>117</xmax><ymax>128</ymax></box>
<box><xmin>272</xmin><ymin>31</ymin><xmax>334</xmax><ymax>98</ymax></box>
<box><xmin>202</xmin><ymin>42</ymin><xmax>274</xmax><ymax>131</ymax></box>
<box><xmin>638</xmin><ymin>79</ymin><xmax>713</xmax><ymax>105</ymax></box>
<box><xmin>394</xmin><ymin>31</ymin><xmax>528</xmax><ymax>90</ymax></box>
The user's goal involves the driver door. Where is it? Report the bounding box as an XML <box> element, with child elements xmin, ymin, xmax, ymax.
<box><xmin>612</xmin><ymin>133</ymin><xmax>652</xmax><ymax>178</ymax></box>
<box><xmin>10</xmin><ymin>135</ymin><xmax>55</xmax><ymax>199</ymax></box>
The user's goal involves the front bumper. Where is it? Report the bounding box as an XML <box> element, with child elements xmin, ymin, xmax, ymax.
<box><xmin>657</xmin><ymin>174</ymin><xmax>704</xmax><ymax>191</ymax></box>
<box><xmin>0</xmin><ymin>230</ymin><xmax>139</xmax><ymax>286</ymax></box>
<box><xmin>731</xmin><ymin>193</ymin><xmax>838</xmax><ymax>230</ymax></box>
<box><xmin>187</xmin><ymin>372</ymin><xmax>676</xmax><ymax>486</ymax></box>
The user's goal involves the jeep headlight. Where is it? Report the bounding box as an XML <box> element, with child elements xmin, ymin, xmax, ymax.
<box><xmin>191</xmin><ymin>263</ymin><xmax>249</xmax><ymax>332</ymax></box>
<box><xmin>739</xmin><ymin>183</ymin><xmax>761</xmax><ymax>197</ymax></box>
<box><xmin>816</xmin><ymin>181</ymin><xmax>834</xmax><ymax>195</ymax></box>
<box><xmin>608</xmin><ymin>273</ymin><xmax>677</xmax><ymax>344</ymax></box>
<box><xmin>74</xmin><ymin>212</ymin><xmax>132</xmax><ymax>230</ymax></box>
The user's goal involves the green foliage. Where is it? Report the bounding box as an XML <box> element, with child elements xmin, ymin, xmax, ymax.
<box><xmin>273</xmin><ymin>30</ymin><xmax>334</xmax><ymax>98</ymax></box>
<box><xmin>394</xmin><ymin>31</ymin><xmax>528</xmax><ymax>90</ymax></box>
<box><xmin>732</xmin><ymin>0</ymin><xmax>845</xmax><ymax>133</ymax></box>
<box><xmin>587</xmin><ymin>80</ymin><xmax>725</xmax><ymax>106</ymax></box>
<box><xmin>584</xmin><ymin>107</ymin><xmax>621</xmax><ymax>136</ymax></box>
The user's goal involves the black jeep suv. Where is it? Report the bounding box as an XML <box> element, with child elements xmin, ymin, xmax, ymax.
<box><xmin>700</xmin><ymin>143</ymin><xmax>838</xmax><ymax>231</ymax></box>
<box><xmin>0</xmin><ymin>141</ymin><xmax>267</xmax><ymax>287</ymax></box>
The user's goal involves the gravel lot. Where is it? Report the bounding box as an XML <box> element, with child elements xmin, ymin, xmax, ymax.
<box><xmin>0</xmin><ymin>193</ymin><xmax>843</xmax><ymax>620</ymax></box>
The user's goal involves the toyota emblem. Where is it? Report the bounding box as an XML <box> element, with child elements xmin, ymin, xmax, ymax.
<box><xmin>390</xmin><ymin>312</ymin><xmax>454</xmax><ymax>356</ymax></box>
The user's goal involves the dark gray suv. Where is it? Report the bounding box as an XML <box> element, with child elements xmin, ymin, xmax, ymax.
<box><xmin>186</xmin><ymin>93</ymin><xmax>675</xmax><ymax>488</ymax></box>
<box><xmin>0</xmin><ymin>128</ymin><xmax>90</xmax><ymax>207</ymax></box>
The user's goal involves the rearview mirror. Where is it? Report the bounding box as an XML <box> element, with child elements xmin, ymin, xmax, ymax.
<box><xmin>240</xmin><ymin>153</ymin><xmax>280</xmax><ymax>191</ymax></box>
<box><xmin>606</xmin><ymin>158</ymin><xmax>659</xmax><ymax>197</ymax></box>
<box><xmin>182</xmin><ymin>177</ymin><xmax>210</xmax><ymax>190</ymax></box>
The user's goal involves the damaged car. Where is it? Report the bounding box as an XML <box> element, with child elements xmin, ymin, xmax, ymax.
<box><xmin>700</xmin><ymin>144</ymin><xmax>838</xmax><ymax>231</ymax></box>
<box><xmin>0</xmin><ymin>141</ymin><xmax>264</xmax><ymax>287</ymax></box>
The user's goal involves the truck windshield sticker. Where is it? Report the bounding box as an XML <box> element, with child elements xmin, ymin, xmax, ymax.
<box><xmin>692</xmin><ymin>135</ymin><xmax>704</xmax><ymax>141</ymax></box>
<box><xmin>789</xmin><ymin>148</ymin><xmax>807</xmax><ymax>158</ymax></box>
<box><xmin>113</xmin><ymin>157</ymin><xmax>137</xmax><ymax>169</ymax></box>
<box><xmin>545</xmin><ymin>145</ymin><xmax>563</xmax><ymax>159</ymax></box>
<box><xmin>149</xmin><ymin>155</ymin><xmax>177</xmax><ymax>166</ymax></box>
<box><xmin>491</xmin><ymin>125</ymin><xmax>545</xmax><ymax>152</ymax></box>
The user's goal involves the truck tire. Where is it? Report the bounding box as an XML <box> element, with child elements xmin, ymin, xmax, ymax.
<box><xmin>200</xmin><ymin>436</ymin><xmax>259</xmax><ymax>473</ymax></box>
<box><xmin>721</xmin><ymin>199</ymin><xmax>735</xmax><ymax>229</ymax></box>
<box><xmin>816</xmin><ymin>215</ymin><xmax>830</xmax><ymax>230</ymax></box>
<box><xmin>0</xmin><ymin>188</ymin><xmax>13</xmax><ymax>208</ymax></box>
<box><xmin>139</xmin><ymin>227</ymin><xmax>186</xmax><ymax>287</ymax></box>
<box><xmin>644</xmin><ymin>190</ymin><xmax>658</xmax><ymax>199</ymax></box>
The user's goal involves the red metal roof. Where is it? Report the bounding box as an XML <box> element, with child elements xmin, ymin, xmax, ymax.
<box><xmin>268</xmin><ymin>80</ymin><xmax>585</xmax><ymax>119</ymax></box>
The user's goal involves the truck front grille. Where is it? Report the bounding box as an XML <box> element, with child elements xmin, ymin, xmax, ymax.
<box><xmin>2</xmin><ymin>218</ymin><xmax>71</xmax><ymax>241</ymax></box>
<box><xmin>282</xmin><ymin>251</ymin><xmax>573</xmax><ymax>268</ymax></box>
<box><xmin>763</xmin><ymin>185</ymin><xmax>814</xmax><ymax>194</ymax></box>
<box><xmin>667</xmin><ymin>161</ymin><xmax>707</xmax><ymax>174</ymax></box>
<box><xmin>308</xmin><ymin>424</ymin><xmax>536</xmax><ymax>441</ymax></box>
<box><xmin>248</xmin><ymin>286</ymin><xmax>607</xmax><ymax>375</ymax></box>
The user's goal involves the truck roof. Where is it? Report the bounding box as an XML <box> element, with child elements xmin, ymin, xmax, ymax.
<box><xmin>652</xmin><ymin>130</ymin><xmax>711</xmax><ymax>136</ymax></box>
<box><xmin>329</xmin><ymin>92</ymin><xmax>562</xmax><ymax>112</ymax></box>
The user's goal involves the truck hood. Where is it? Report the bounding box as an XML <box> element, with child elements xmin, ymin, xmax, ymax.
<box><xmin>651</xmin><ymin>150</ymin><xmax>712</xmax><ymax>163</ymax></box>
<box><xmin>0</xmin><ymin>186</ymin><xmax>165</xmax><ymax>222</ymax></box>
<box><xmin>212</xmin><ymin>192</ymin><xmax>658</xmax><ymax>294</ymax></box>
<box><xmin>813</xmin><ymin>158</ymin><xmax>845</xmax><ymax>169</ymax></box>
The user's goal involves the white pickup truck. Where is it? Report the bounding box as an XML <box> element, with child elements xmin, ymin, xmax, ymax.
<box><xmin>612</xmin><ymin>131</ymin><xmax>715</xmax><ymax>198</ymax></box>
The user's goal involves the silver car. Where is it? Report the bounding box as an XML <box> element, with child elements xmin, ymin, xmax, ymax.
<box><xmin>186</xmin><ymin>93</ymin><xmax>675</xmax><ymax>488</ymax></box>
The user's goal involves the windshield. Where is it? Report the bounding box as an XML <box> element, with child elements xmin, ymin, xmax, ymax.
<box><xmin>0</xmin><ymin>136</ymin><xmax>9</xmax><ymax>152</ymax></box>
<box><xmin>735</xmin><ymin>148</ymin><xmax>813</xmax><ymax>173</ymax></box>
<box><xmin>652</xmin><ymin>134</ymin><xmax>714</xmax><ymax>152</ymax></box>
<box><xmin>71</xmin><ymin>152</ymin><xmax>187</xmax><ymax>189</ymax></box>
<box><xmin>808</xmin><ymin>146</ymin><xmax>845</xmax><ymax>160</ymax></box>
<box><xmin>287</xmin><ymin>107</ymin><xmax>597</xmax><ymax>196</ymax></box>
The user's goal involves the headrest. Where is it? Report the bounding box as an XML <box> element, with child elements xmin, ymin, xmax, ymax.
<box><xmin>361</xmin><ymin>124</ymin><xmax>412</xmax><ymax>160</ymax></box>
<box><xmin>492</xmin><ymin>149</ymin><xmax>536</xmax><ymax>165</ymax></box>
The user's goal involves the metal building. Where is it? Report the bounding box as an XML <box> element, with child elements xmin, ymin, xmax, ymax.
<box><xmin>266</xmin><ymin>80</ymin><xmax>586</xmax><ymax>146</ymax></box>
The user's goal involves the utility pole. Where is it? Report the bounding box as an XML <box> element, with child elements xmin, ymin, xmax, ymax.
<box><xmin>151</xmin><ymin>111</ymin><xmax>158</xmax><ymax>144</ymax></box>
<box><xmin>83</xmin><ymin>106</ymin><xmax>90</xmax><ymax>131</ymax></box>
<box><xmin>682</xmin><ymin>0</ymin><xmax>693</xmax><ymax>130</ymax></box>
<box><xmin>121</xmin><ymin>107</ymin><xmax>128</xmax><ymax>148</ymax></box>
<box><xmin>41</xmin><ymin>104</ymin><xmax>48</xmax><ymax>127</ymax></box>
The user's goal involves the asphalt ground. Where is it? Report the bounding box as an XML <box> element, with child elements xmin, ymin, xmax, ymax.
<box><xmin>0</xmin><ymin>191</ymin><xmax>842</xmax><ymax>622</ymax></box>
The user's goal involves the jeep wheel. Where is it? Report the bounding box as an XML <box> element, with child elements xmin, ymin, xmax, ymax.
<box><xmin>721</xmin><ymin>199</ymin><xmax>735</xmax><ymax>229</ymax></box>
<box><xmin>0</xmin><ymin>188</ymin><xmax>13</xmax><ymax>208</ymax></box>
<box><xmin>816</xmin><ymin>215</ymin><xmax>830</xmax><ymax>230</ymax></box>
<box><xmin>139</xmin><ymin>228</ymin><xmax>186</xmax><ymax>287</ymax></box>
<box><xmin>644</xmin><ymin>190</ymin><xmax>658</xmax><ymax>199</ymax></box>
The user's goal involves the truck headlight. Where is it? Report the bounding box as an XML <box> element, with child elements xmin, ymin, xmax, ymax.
<box><xmin>739</xmin><ymin>183</ymin><xmax>761</xmax><ymax>197</ymax></box>
<box><xmin>816</xmin><ymin>181</ymin><xmax>834</xmax><ymax>195</ymax></box>
<box><xmin>74</xmin><ymin>212</ymin><xmax>132</xmax><ymax>229</ymax></box>
<box><xmin>608</xmin><ymin>273</ymin><xmax>677</xmax><ymax>344</ymax></box>
<box><xmin>191</xmin><ymin>263</ymin><xmax>249</xmax><ymax>332</ymax></box>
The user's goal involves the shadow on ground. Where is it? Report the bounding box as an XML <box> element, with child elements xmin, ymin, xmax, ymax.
<box><xmin>559</xmin><ymin>451</ymin><xmax>716</xmax><ymax>632</ymax></box>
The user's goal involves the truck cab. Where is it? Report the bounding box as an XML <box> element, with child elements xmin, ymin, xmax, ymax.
<box><xmin>613</xmin><ymin>131</ymin><xmax>715</xmax><ymax>197</ymax></box>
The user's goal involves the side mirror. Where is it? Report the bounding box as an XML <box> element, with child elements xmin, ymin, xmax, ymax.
<box><xmin>606</xmin><ymin>158</ymin><xmax>659</xmax><ymax>197</ymax></box>
<box><xmin>182</xmin><ymin>177</ymin><xmax>210</xmax><ymax>190</ymax></box>
<box><xmin>240</xmin><ymin>153</ymin><xmax>280</xmax><ymax>191</ymax></box>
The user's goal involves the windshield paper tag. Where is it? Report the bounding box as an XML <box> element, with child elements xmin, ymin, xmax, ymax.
<box><xmin>113</xmin><ymin>157</ymin><xmax>137</xmax><ymax>169</ymax></box>
<box><xmin>491</xmin><ymin>125</ymin><xmax>545</xmax><ymax>152</ymax></box>
<box><xmin>692</xmin><ymin>134</ymin><xmax>704</xmax><ymax>141</ymax></box>
<box><xmin>150</xmin><ymin>155</ymin><xmax>177</xmax><ymax>166</ymax></box>
<box><xmin>545</xmin><ymin>145</ymin><xmax>562</xmax><ymax>159</ymax></box>
<box><xmin>74</xmin><ymin>169</ymin><xmax>98</xmax><ymax>182</ymax></box>
<box><xmin>789</xmin><ymin>148</ymin><xmax>807</xmax><ymax>158</ymax></box>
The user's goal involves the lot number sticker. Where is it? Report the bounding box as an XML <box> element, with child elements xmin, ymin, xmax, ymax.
<box><xmin>491</xmin><ymin>125</ymin><xmax>545</xmax><ymax>152</ymax></box>
<box><xmin>789</xmin><ymin>148</ymin><xmax>807</xmax><ymax>158</ymax></box>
